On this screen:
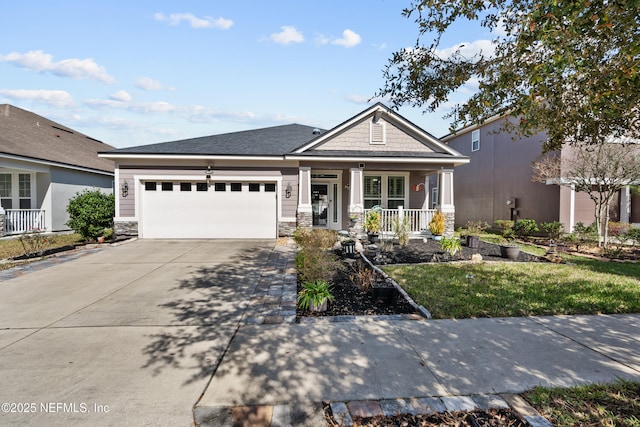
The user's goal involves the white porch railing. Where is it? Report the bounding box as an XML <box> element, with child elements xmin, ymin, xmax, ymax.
<box><xmin>364</xmin><ymin>207</ymin><xmax>435</xmax><ymax>235</ymax></box>
<box><xmin>4</xmin><ymin>209</ymin><xmax>46</xmax><ymax>235</ymax></box>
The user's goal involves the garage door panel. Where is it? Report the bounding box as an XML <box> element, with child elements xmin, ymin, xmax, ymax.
<box><xmin>141</xmin><ymin>182</ymin><xmax>277</xmax><ymax>239</ymax></box>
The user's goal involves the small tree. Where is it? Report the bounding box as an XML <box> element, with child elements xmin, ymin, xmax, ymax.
<box><xmin>66</xmin><ymin>189</ymin><xmax>115</xmax><ymax>241</ymax></box>
<box><xmin>532</xmin><ymin>142</ymin><xmax>640</xmax><ymax>247</ymax></box>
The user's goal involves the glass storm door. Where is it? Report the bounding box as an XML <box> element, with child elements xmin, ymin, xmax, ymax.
<box><xmin>311</xmin><ymin>184</ymin><xmax>329</xmax><ymax>227</ymax></box>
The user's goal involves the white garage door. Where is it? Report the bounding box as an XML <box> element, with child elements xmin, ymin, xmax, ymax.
<box><xmin>140</xmin><ymin>181</ymin><xmax>277</xmax><ymax>239</ymax></box>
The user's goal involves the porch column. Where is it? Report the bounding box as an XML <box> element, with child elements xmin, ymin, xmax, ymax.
<box><xmin>621</xmin><ymin>185</ymin><xmax>631</xmax><ymax>223</ymax></box>
<box><xmin>296</xmin><ymin>167</ymin><xmax>313</xmax><ymax>228</ymax></box>
<box><xmin>437</xmin><ymin>169</ymin><xmax>455</xmax><ymax>237</ymax></box>
<box><xmin>348</xmin><ymin>168</ymin><xmax>365</xmax><ymax>237</ymax></box>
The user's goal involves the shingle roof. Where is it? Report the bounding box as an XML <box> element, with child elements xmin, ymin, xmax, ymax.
<box><xmin>292</xmin><ymin>150</ymin><xmax>463</xmax><ymax>159</ymax></box>
<box><xmin>0</xmin><ymin>104</ymin><xmax>114</xmax><ymax>173</ymax></box>
<box><xmin>106</xmin><ymin>124</ymin><xmax>326</xmax><ymax>156</ymax></box>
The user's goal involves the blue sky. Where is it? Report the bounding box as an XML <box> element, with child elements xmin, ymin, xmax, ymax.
<box><xmin>0</xmin><ymin>1</ymin><xmax>491</xmax><ymax>148</ymax></box>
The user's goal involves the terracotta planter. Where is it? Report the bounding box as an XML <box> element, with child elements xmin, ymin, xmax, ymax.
<box><xmin>97</xmin><ymin>236</ymin><xmax>105</xmax><ymax>244</ymax></box>
<box><xmin>500</xmin><ymin>245</ymin><xmax>520</xmax><ymax>260</ymax></box>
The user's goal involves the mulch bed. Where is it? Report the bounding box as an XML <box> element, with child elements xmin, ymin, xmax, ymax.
<box><xmin>326</xmin><ymin>407</ymin><xmax>531</xmax><ymax>427</ymax></box>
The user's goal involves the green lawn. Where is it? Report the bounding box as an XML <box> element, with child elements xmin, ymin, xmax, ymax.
<box><xmin>523</xmin><ymin>379</ymin><xmax>640</xmax><ymax>426</ymax></box>
<box><xmin>383</xmin><ymin>255</ymin><xmax>640</xmax><ymax>319</ymax></box>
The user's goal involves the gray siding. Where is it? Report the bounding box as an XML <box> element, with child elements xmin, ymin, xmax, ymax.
<box><xmin>446</xmin><ymin>118</ymin><xmax>560</xmax><ymax>227</ymax></box>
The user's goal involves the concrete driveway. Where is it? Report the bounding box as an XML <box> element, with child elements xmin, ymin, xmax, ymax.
<box><xmin>0</xmin><ymin>239</ymin><xmax>274</xmax><ymax>426</ymax></box>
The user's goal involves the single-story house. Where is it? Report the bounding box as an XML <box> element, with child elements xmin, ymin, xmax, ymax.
<box><xmin>99</xmin><ymin>103</ymin><xmax>469</xmax><ymax>239</ymax></box>
<box><xmin>0</xmin><ymin>104</ymin><xmax>115</xmax><ymax>236</ymax></box>
<box><xmin>442</xmin><ymin>115</ymin><xmax>640</xmax><ymax>231</ymax></box>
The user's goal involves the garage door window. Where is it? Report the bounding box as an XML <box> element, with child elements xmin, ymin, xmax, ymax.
<box><xmin>230</xmin><ymin>183</ymin><xmax>242</xmax><ymax>192</ymax></box>
<box><xmin>161</xmin><ymin>182</ymin><xmax>173</xmax><ymax>191</ymax></box>
<box><xmin>214</xmin><ymin>183</ymin><xmax>226</xmax><ymax>191</ymax></box>
<box><xmin>265</xmin><ymin>183</ymin><xmax>276</xmax><ymax>192</ymax></box>
<box><xmin>249</xmin><ymin>183</ymin><xmax>260</xmax><ymax>192</ymax></box>
<box><xmin>145</xmin><ymin>182</ymin><xmax>157</xmax><ymax>191</ymax></box>
<box><xmin>180</xmin><ymin>183</ymin><xmax>191</xmax><ymax>191</ymax></box>
<box><xmin>197</xmin><ymin>183</ymin><xmax>208</xmax><ymax>192</ymax></box>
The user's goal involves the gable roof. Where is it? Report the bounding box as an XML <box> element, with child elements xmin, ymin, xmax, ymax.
<box><xmin>101</xmin><ymin>103</ymin><xmax>468</xmax><ymax>165</ymax></box>
<box><xmin>0</xmin><ymin>104</ymin><xmax>114</xmax><ymax>174</ymax></box>
<box><xmin>105</xmin><ymin>124</ymin><xmax>326</xmax><ymax>157</ymax></box>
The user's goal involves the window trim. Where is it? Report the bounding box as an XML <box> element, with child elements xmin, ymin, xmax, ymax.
<box><xmin>471</xmin><ymin>129</ymin><xmax>480</xmax><ymax>152</ymax></box>
<box><xmin>363</xmin><ymin>172</ymin><xmax>409</xmax><ymax>209</ymax></box>
<box><xmin>0</xmin><ymin>172</ymin><xmax>35</xmax><ymax>210</ymax></box>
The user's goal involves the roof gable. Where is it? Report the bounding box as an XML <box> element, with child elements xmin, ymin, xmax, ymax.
<box><xmin>293</xmin><ymin>103</ymin><xmax>462</xmax><ymax>158</ymax></box>
<box><xmin>0</xmin><ymin>104</ymin><xmax>114</xmax><ymax>173</ymax></box>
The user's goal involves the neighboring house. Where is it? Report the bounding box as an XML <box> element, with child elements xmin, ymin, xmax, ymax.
<box><xmin>0</xmin><ymin>104</ymin><xmax>115</xmax><ymax>236</ymax></box>
<box><xmin>99</xmin><ymin>103</ymin><xmax>469</xmax><ymax>239</ymax></box>
<box><xmin>442</xmin><ymin>115</ymin><xmax>640</xmax><ymax>231</ymax></box>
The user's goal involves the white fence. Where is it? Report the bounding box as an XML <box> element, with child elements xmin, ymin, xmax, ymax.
<box><xmin>364</xmin><ymin>207</ymin><xmax>435</xmax><ymax>235</ymax></box>
<box><xmin>4</xmin><ymin>209</ymin><xmax>46</xmax><ymax>235</ymax></box>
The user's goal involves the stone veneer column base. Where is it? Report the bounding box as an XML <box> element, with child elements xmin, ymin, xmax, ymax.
<box><xmin>348</xmin><ymin>211</ymin><xmax>365</xmax><ymax>239</ymax></box>
<box><xmin>296</xmin><ymin>211</ymin><xmax>313</xmax><ymax>229</ymax></box>
<box><xmin>278</xmin><ymin>221</ymin><xmax>297</xmax><ymax>237</ymax></box>
<box><xmin>114</xmin><ymin>220</ymin><xmax>139</xmax><ymax>239</ymax></box>
<box><xmin>0</xmin><ymin>209</ymin><xmax>5</xmax><ymax>238</ymax></box>
<box><xmin>444</xmin><ymin>212</ymin><xmax>455</xmax><ymax>238</ymax></box>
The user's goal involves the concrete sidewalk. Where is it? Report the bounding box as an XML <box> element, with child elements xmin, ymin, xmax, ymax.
<box><xmin>195</xmin><ymin>313</ymin><xmax>640</xmax><ymax>426</ymax></box>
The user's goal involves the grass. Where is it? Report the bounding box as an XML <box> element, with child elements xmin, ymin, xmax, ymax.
<box><xmin>523</xmin><ymin>379</ymin><xmax>640</xmax><ymax>426</ymax></box>
<box><xmin>0</xmin><ymin>233</ymin><xmax>84</xmax><ymax>270</ymax></box>
<box><xmin>383</xmin><ymin>253</ymin><xmax>640</xmax><ymax>319</ymax></box>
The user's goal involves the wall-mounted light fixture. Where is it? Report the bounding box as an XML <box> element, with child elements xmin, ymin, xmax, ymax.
<box><xmin>121</xmin><ymin>180</ymin><xmax>129</xmax><ymax>198</ymax></box>
<box><xmin>344</xmin><ymin>184</ymin><xmax>350</xmax><ymax>190</ymax></box>
<box><xmin>206</xmin><ymin>165</ymin><xmax>212</xmax><ymax>185</ymax></box>
<box><xmin>285</xmin><ymin>183</ymin><xmax>292</xmax><ymax>198</ymax></box>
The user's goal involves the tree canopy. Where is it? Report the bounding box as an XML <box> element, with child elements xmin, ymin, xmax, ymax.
<box><xmin>378</xmin><ymin>0</ymin><xmax>640</xmax><ymax>151</ymax></box>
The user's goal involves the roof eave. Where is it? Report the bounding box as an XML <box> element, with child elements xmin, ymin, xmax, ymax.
<box><xmin>99</xmin><ymin>153</ymin><xmax>287</xmax><ymax>161</ymax></box>
<box><xmin>1</xmin><ymin>152</ymin><xmax>114</xmax><ymax>176</ymax></box>
<box><xmin>285</xmin><ymin>154</ymin><xmax>470</xmax><ymax>165</ymax></box>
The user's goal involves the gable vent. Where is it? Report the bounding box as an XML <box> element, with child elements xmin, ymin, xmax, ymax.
<box><xmin>370</xmin><ymin>121</ymin><xmax>385</xmax><ymax>145</ymax></box>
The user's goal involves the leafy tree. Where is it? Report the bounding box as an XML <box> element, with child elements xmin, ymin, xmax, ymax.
<box><xmin>532</xmin><ymin>142</ymin><xmax>640</xmax><ymax>247</ymax></box>
<box><xmin>378</xmin><ymin>1</ymin><xmax>639</xmax><ymax>151</ymax></box>
<box><xmin>66</xmin><ymin>189</ymin><xmax>115</xmax><ymax>241</ymax></box>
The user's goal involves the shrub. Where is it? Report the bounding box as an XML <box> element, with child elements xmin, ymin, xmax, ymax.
<box><xmin>293</xmin><ymin>228</ymin><xmax>337</xmax><ymax>250</ymax></box>
<box><xmin>495</xmin><ymin>220</ymin><xmax>514</xmax><ymax>231</ymax></box>
<box><xmin>541</xmin><ymin>221</ymin><xmax>564</xmax><ymax>240</ymax></box>
<box><xmin>393</xmin><ymin>215</ymin><xmax>411</xmax><ymax>246</ymax></box>
<box><xmin>297</xmin><ymin>280</ymin><xmax>334</xmax><ymax>310</ymax></box>
<box><xmin>429</xmin><ymin>210</ymin><xmax>446</xmax><ymax>236</ymax></box>
<box><xmin>513</xmin><ymin>218</ymin><xmax>539</xmax><ymax>238</ymax></box>
<box><xmin>296</xmin><ymin>247</ymin><xmax>340</xmax><ymax>284</ymax></box>
<box><xmin>66</xmin><ymin>189</ymin><xmax>115</xmax><ymax>241</ymax></box>
<box><xmin>465</xmin><ymin>220</ymin><xmax>489</xmax><ymax>236</ymax></box>
<box><xmin>440</xmin><ymin>236</ymin><xmax>462</xmax><ymax>256</ymax></box>
<box><xmin>626</xmin><ymin>228</ymin><xmax>640</xmax><ymax>246</ymax></box>
<box><xmin>364</xmin><ymin>210</ymin><xmax>381</xmax><ymax>234</ymax></box>
<box><xmin>18</xmin><ymin>228</ymin><xmax>55</xmax><ymax>258</ymax></box>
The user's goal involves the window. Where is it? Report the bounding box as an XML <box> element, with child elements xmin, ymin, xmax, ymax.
<box><xmin>196</xmin><ymin>183</ymin><xmax>208</xmax><ymax>192</ymax></box>
<box><xmin>180</xmin><ymin>183</ymin><xmax>192</xmax><ymax>191</ymax></box>
<box><xmin>364</xmin><ymin>176</ymin><xmax>382</xmax><ymax>209</ymax></box>
<box><xmin>0</xmin><ymin>173</ymin><xmax>12</xmax><ymax>209</ymax></box>
<box><xmin>161</xmin><ymin>182</ymin><xmax>173</xmax><ymax>191</ymax></box>
<box><xmin>248</xmin><ymin>183</ymin><xmax>260</xmax><ymax>192</ymax></box>
<box><xmin>387</xmin><ymin>176</ymin><xmax>405</xmax><ymax>209</ymax></box>
<box><xmin>370</xmin><ymin>121</ymin><xmax>386</xmax><ymax>145</ymax></box>
<box><xmin>230</xmin><ymin>183</ymin><xmax>242</xmax><ymax>192</ymax></box>
<box><xmin>145</xmin><ymin>182</ymin><xmax>157</xmax><ymax>191</ymax></box>
<box><xmin>431</xmin><ymin>188</ymin><xmax>438</xmax><ymax>209</ymax></box>
<box><xmin>364</xmin><ymin>174</ymin><xmax>408</xmax><ymax>209</ymax></box>
<box><xmin>471</xmin><ymin>129</ymin><xmax>480</xmax><ymax>152</ymax></box>
<box><xmin>264</xmin><ymin>183</ymin><xmax>276</xmax><ymax>192</ymax></box>
<box><xmin>214</xmin><ymin>183</ymin><xmax>226</xmax><ymax>192</ymax></box>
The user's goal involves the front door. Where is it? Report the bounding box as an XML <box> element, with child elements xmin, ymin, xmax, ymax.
<box><xmin>311</xmin><ymin>182</ymin><xmax>341</xmax><ymax>230</ymax></box>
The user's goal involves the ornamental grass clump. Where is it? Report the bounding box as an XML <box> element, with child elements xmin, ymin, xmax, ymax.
<box><xmin>429</xmin><ymin>210</ymin><xmax>446</xmax><ymax>236</ymax></box>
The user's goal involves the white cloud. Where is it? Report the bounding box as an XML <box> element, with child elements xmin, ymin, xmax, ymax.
<box><xmin>0</xmin><ymin>89</ymin><xmax>74</xmax><ymax>108</ymax></box>
<box><xmin>110</xmin><ymin>90</ymin><xmax>131</xmax><ymax>102</ymax></box>
<box><xmin>135</xmin><ymin>77</ymin><xmax>174</xmax><ymax>91</ymax></box>
<box><xmin>154</xmin><ymin>12</ymin><xmax>233</xmax><ymax>29</ymax></box>
<box><xmin>0</xmin><ymin>50</ymin><xmax>114</xmax><ymax>83</ymax></box>
<box><xmin>332</xmin><ymin>29</ymin><xmax>361</xmax><ymax>48</ymax></box>
<box><xmin>435</xmin><ymin>39</ymin><xmax>496</xmax><ymax>60</ymax></box>
<box><xmin>269</xmin><ymin>26</ymin><xmax>304</xmax><ymax>45</ymax></box>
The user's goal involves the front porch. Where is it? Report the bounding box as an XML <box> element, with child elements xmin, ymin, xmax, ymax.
<box><xmin>0</xmin><ymin>209</ymin><xmax>47</xmax><ymax>236</ymax></box>
<box><xmin>295</xmin><ymin>166</ymin><xmax>456</xmax><ymax>238</ymax></box>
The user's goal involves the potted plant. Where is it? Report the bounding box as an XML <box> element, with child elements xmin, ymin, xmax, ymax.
<box><xmin>499</xmin><ymin>227</ymin><xmax>520</xmax><ymax>260</ymax></box>
<box><xmin>429</xmin><ymin>210</ymin><xmax>446</xmax><ymax>240</ymax></box>
<box><xmin>465</xmin><ymin>220</ymin><xmax>488</xmax><ymax>248</ymax></box>
<box><xmin>297</xmin><ymin>280</ymin><xmax>334</xmax><ymax>312</ymax></box>
<box><xmin>365</xmin><ymin>210</ymin><xmax>382</xmax><ymax>243</ymax></box>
